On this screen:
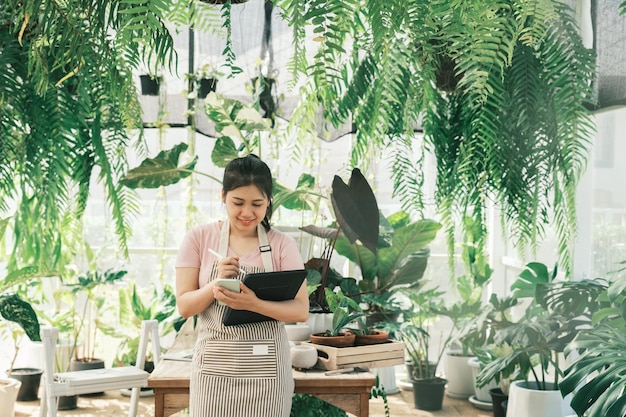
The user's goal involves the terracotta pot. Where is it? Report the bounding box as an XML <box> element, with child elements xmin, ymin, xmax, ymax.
<box><xmin>354</xmin><ymin>330</ymin><xmax>389</xmax><ymax>346</ymax></box>
<box><xmin>309</xmin><ymin>332</ymin><xmax>355</xmax><ymax>348</ymax></box>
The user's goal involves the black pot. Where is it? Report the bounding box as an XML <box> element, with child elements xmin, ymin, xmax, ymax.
<box><xmin>71</xmin><ymin>358</ymin><xmax>105</xmax><ymax>396</ymax></box>
<box><xmin>489</xmin><ymin>387</ymin><xmax>509</xmax><ymax>417</ymax></box>
<box><xmin>198</xmin><ymin>78</ymin><xmax>217</xmax><ymax>99</ymax></box>
<box><xmin>58</xmin><ymin>394</ymin><xmax>78</xmax><ymax>410</ymax></box>
<box><xmin>412</xmin><ymin>377</ymin><xmax>447</xmax><ymax>411</ymax></box>
<box><xmin>140</xmin><ymin>74</ymin><xmax>160</xmax><ymax>96</ymax></box>
<box><xmin>10</xmin><ymin>367</ymin><xmax>43</xmax><ymax>401</ymax></box>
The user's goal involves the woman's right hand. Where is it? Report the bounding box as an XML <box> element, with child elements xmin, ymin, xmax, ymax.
<box><xmin>216</xmin><ymin>255</ymin><xmax>241</xmax><ymax>278</ymax></box>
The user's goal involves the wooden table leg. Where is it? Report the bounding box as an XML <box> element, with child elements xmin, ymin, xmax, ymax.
<box><xmin>154</xmin><ymin>391</ymin><xmax>165</xmax><ymax>417</ymax></box>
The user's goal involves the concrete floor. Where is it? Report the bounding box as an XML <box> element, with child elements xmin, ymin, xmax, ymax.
<box><xmin>15</xmin><ymin>387</ymin><xmax>491</xmax><ymax>417</ymax></box>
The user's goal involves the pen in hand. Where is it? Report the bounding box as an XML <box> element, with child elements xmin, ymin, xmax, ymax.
<box><xmin>208</xmin><ymin>248</ymin><xmax>247</xmax><ymax>275</ymax></box>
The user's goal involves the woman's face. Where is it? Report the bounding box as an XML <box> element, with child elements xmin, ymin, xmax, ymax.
<box><xmin>222</xmin><ymin>184</ymin><xmax>269</xmax><ymax>234</ymax></box>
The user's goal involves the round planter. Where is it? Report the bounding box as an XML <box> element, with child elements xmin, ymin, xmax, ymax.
<box><xmin>305</xmin><ymin>312</ymin><xmax>333</xmax><ymax>335</ymax></box>
<box><xmin>285</xmin><ymin>324</ymin><xmax>312</xmax><ymax>342</ymax></box>
<box><xmin>468</xmin><ymin>357</ymin><xmax>498</xmax><ymax>403</ymax></box>
<box><xmin>374</xmin><ymin>366</ymin><xmax>399</xmax><ymax>394</ymax></box>
<box><xmin>290</xmin><ymin>344</ymin><xmax>319</xmax><ymax>370</ymax></box>
<box><xmin>443</xmin><ymin>350</ymin><xmax>475</xmax><ymax>399</ymax></box>
<box><xmin>0</xmin><ymin>378</ymin><xmax>21</xmax><ymax>417</ymax></box>
<box><xmin>310</xmin><ymin>332</ymin><xmax>355</xmax><ymax>348</ymax></box>
<box><xmin>489</xmin><ymin>388</ymin><xmax>508</xmax><ymax>417</ymax></box>
<box><xmin>411</xmin><ymin>377</ymin><xmax>447</xmax><ymax>411</ymax></box>
<box><xmin>9</xmin><ymin>367</ymin><xmax>43</xmax><ymax>401</ymax></box>
<box><xmin>354</xmin><ymin>330</ymin><xmax>389</xmax><ymax>346</ymax></box>
<box><xmin>506</xmin><ymin>381</ymin><xmax>574</xmax><ymax>417</ymax></box>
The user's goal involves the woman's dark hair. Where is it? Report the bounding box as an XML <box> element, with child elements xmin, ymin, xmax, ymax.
<box><xmin>222</xmin><ymin>154</ymin><xmax>273</xmax><ymax>230</ymax></box>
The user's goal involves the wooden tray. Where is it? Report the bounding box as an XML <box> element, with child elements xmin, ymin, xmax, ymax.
<box><xmin>301</xmin><ymin>340</ymin><xmax>405</xmax><ymax>371</ymax></box>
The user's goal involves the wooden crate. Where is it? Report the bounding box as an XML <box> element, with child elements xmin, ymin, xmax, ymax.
<box><xmin>301</xmin><ymin>340</ymin><xmax>405</xmax><ymax>371</ymax></box>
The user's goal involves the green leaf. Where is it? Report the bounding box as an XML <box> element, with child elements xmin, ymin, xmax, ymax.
<box><xmin>0</xmin><ymin>293</ymin><xmax>41</xmax><ymax>341</ymax></box>
<box><xmin>121</xmin><ymin>143</ymin><xmax>198</xmax><ymax>189</ymax></box>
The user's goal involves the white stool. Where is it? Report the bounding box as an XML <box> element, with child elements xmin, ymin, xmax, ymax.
<box><xmin>39</xmin><ymin>320</ymin><xmax>161</xmax><ymax>417</ymax></box>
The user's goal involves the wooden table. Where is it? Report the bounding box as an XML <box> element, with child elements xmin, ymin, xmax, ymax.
<box><xmin>148</xmin><ymin>319</ymin><xmax>375</xmax><ymax>417</ymax></box>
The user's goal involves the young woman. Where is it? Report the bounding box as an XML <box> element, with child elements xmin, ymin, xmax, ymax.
<box><xmin>175</xmin><ymin>154</ymin><xmax>308</xmax><ymax>417</ymax></box>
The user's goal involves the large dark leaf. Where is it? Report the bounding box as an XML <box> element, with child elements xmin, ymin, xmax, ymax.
<box><xmin>330</xmin><ymin>168</ymin><xmax>379</xmax><ymax>253</ymax></box>
<box><xmin>0</xmin><ymin>293</ymin><xmax>40</xmax><ymax>341</ymax></box>
<box><xmin>120</xmin><ymin>143</ymin><xmax>199</xmax><ymax>189</ymax></box>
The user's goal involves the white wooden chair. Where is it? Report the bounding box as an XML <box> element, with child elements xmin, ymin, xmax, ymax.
<box><xmin>39</xmin><ymin>319</ymin><xmax>162</xmax><ymax>417</ymax></box>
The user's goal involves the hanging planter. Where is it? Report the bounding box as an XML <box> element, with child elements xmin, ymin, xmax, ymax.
<box><xmin>198</xmin><ymin>78</ymin><xmax>218</xmax><ymax>99</ymax></box>
<box><xmin>139</xmin><ymin>74</ymin><xmax>160</xmax><ymax>96</ymax></box>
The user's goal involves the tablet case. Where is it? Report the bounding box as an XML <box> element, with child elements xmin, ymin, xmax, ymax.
<box><xmin>222</xmin><ymin>269</ymin><xmax>307</xmax><ymax>326</ymax></box>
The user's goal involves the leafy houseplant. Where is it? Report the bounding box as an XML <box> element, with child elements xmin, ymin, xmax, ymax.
<box><xmin>476</xmin><ymin>262</ymin><xmax>606</xmax><ymax>393</ymax></box>
<box><xmin>64</xmin><ymin>268</ymin><xmax>128</xmax><ymax>364</ymax></box>
<box><xmin>309</xmin><ymin>289</ymin><xmax>364</xmax><ymax>347</ymax></box>
<box><xmin>301</xmin><ymin>168</ymin><xmax>441</xmax><ymax>324</ymax></box>
<box><xmin>109</xmin><ymin>282</ymin><xmax>178</xmax><ymax>368</ymax></box>
<box><xmin>559</xmin><ymin>260</ymin><xmax>626</xmax><ymax>417</ymax></box>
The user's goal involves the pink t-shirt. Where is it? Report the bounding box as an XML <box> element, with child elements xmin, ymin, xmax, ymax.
<box><xmin>176</xmin><ymin>221</ymin><xmax>304</xmax><ymax>287</ymax></box>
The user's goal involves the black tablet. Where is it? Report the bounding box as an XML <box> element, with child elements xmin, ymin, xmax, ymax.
<box><xmin>222</xmin><ymin>269</ymin><xmax>307</xmax><ymax>326</ymax></box>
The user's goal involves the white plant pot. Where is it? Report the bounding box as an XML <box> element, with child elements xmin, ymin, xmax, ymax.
<box><xmin>468</xmin><ymin>357</ymin><xmax>498</xmax><ymax>403</ymax></box>
<box><xmin>305</xmin><ymin>313</ymin><xmax>333</xmax><ymax>335</ymax></box>
<box><xmin>506</xmin><ymin>381</ymin><xmax>574</xmax><ymax>417</ymax></box>
<box><xmin>0</xmin><ymin>378</ymin><xmax>22</xmax><ymax>417</ymax></box>
<box><xmin>443</xmin><ymin>350</ymin><xmax>475</xmax><ymax>399</ymax></box>
<box><xmin>374</xmin><ymin>366</ymin><xmax>399</xmax><ymax>394</ymax></box>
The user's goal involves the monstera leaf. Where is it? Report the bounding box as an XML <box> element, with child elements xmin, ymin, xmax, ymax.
<box><xmin>121</xmin><ymin>143</ymin><xmax>202</xmax><ymax>189</ymax></box>
<box><xmin>330</xmin><ymin>168</ymin><xmax>379</xmax><ymax>254</ymax></box>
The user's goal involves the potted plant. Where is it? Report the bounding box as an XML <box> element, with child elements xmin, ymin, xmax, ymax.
<box><xmin>301</xmin><ymin>169</ymin><xmax>441</xmax><ymax>321</ymax></box>
<box><xmin>396</xmin><ymin>287</ymin><xmax>448</xmax><ymax>411</ymax></box>
<box><xmin>559</xmin><ymin>260</ymin><xmax>626</xmax><ymax>417</ymax></box>
<box><xmin>309</xmin><ymin>289</ymin><xmax>364</xmax><ymax>348</ymax></box>
<box><xmin>476</xmin><ymin>262</ymin><xmax>606</xmax><ymax>417</ymax></box>
<box><xmin>0</xmin><ymin>267</ymin><xmax>42</xmax><ymax>411</ymax></box>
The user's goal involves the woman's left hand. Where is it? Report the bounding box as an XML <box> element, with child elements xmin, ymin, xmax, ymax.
<box><xmin>213</xmin><ymin>282</ymin><xmax>257</xmax><ymax>310</ymax></box>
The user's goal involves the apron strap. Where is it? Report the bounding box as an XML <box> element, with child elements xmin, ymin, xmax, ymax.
<box><xmin>218</xmin><ymin>219</ymin><xmax>274</xmax><ymax>272</ymax></box>
<box><xmin>257</xmin><ymin>224</ymin><xmax>274</xmax><ymax>272</ymax></box>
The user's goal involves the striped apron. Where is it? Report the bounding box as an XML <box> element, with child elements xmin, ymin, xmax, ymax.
<box><xmin>189</xmin><ymin>220</ymin><xmax>293</xmax><ymax>417</ymax></box>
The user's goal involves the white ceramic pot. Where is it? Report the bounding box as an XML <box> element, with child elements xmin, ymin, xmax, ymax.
<box><xmin>0</xmin><ymin>378</ymin><xmax>22</xmax><ymax>417</ymax></box>
<box><xmin>305</xmin><ymin>313</ymin><xmax>333</xmax><ymax>334</ymax></box>
<box><xmin>374</xmin><ymin>366</ymin><xmax>399</xmax><ymax>394</ymax></box>
<box><xmin>290</xmin><ymin>345</ymin><xmax>318</xmax><ymax>369</ymax></box>
<box><xmin>468</xmin><ymin>357</ymin><xmax>498</xmax><ymax>403</ymax></box>
<box><xmin>443</xmin><ymin>350</ymin><xmax>475</xmax><ymax>399</ymax></box>
<box><xmin>506</xmin><ymin>381</ymin><xmax>574</xmax><ymax>417</ymax></box>
<box><xmin>285</xmin><ymin>324</ymin><xmax>312</xmax><ymax>342</ymax></box>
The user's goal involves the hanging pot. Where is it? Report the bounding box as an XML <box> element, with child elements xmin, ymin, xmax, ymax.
<box><xmin>198</xmin><ymin>78</ymin><xmax>217</xmax><ymax>99</ymax></box>
<box><xmin>139</xmin><ymin>75</ymin><xmax>160</xmax><ymax>96</ymax></box>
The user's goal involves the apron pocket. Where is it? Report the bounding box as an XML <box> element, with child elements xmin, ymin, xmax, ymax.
<box><xmin>201</xmin><ymin>339</ymin><xmax>278</xmax><ymax>379</ymax></box>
